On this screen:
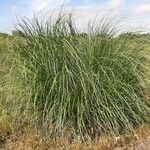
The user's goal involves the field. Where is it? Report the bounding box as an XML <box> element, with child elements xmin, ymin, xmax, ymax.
<box><xmin>0</xmin><ymin>14</ymin><xmax>150</xmax><ymax>149</ymax></box>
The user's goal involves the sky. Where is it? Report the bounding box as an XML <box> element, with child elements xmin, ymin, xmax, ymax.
<box><xmin>0</xmin><ymin>0</ymin><xmax>150</xmax><ymax>33</ymax></box>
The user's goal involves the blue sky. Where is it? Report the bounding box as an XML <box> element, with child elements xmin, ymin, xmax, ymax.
<box><xmin>0</xmin><ymin>0</ymin><xmax>150</xmax><ymax>33</ymax></box>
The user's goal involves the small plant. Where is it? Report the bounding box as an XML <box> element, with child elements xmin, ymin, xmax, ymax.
<box><xmin>7</xmin><ymin>12</ymin><xmax>150</xmax><ymax>140</ymax></box>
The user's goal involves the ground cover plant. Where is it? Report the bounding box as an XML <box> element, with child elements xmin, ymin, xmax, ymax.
<box><xmin>0</xmin><ymin>12</ymin><xmax>150</xmax><ymax>142</ymax></box>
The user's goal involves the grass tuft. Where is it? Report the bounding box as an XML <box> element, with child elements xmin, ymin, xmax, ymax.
<box><xmin>4</xmin><ymin>12</ymin><xmax>150</xmax><ymax>140</ymax></box>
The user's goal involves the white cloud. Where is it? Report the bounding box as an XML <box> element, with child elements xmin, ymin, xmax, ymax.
<box><xmin>128</xmin><ymin>1</ymin><xmax>150</xmax><ymax>32</ymax></box>
<box><xmin>60</xmin><ymin>1</ymin><xmax>128</xmax><ymax>33</ymax></box>
<box><xmin>133</xmin><ymin>4</ymin><xmax>150</xmax><ymax>14</ymax></box>
<box><xmin>108</xmin><ymin>0</ymin><xmax>125</xmax><ymax>9</ymax></box>
<box><xmin>132</xmin><ymin>0</ymin><xmax>150</xmax><ymax>14</ymax></box>
<box><xmin>29</xmin><ymin>0</ymin><xmax>69</xmax><ymax>12</ymax></box>
<box><xmin>24</xmin><ymin>0</ymin><xmax>144</xmax><ymax>33</ymax></box>
<box><xmin>3</xmin><ymin>0</ymin><xmax>150</xmax><ymax>33</ymax></box>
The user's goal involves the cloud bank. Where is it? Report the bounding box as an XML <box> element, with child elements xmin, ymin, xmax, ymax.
<box><xmin>5</xmin><ymin>0</ymin><xmax>150</xmax><ymax>33</ymax></box>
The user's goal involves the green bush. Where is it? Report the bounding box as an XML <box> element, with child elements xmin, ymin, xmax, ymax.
<box><xmin>7</xmin><ymin>13</ymin><xmax>150</xmax><ymax>139</ymax></box>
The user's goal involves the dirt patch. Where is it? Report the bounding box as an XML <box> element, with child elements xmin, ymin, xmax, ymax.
<box><xmin>0</xmin><ymin>125</ymin><xmax>150</xmax><ymax>150</ymax></box>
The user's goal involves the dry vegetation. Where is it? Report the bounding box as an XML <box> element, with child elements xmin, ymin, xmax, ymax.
<box><xmin>0</xmin><ymin>123</ymin><xmax>150</xmax><ymax>150</ymax></box>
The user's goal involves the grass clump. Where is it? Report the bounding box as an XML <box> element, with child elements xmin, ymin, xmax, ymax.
<box><xmin>6</xmin><ymin>12</ymin><xmax>150</xmax><ymax>140</ymax></box>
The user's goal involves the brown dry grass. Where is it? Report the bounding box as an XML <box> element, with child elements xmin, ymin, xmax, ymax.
<box><xmin>0</xmin><ymin>121</ymin><xmax>150</xmax><ymax>150</ymax></box>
